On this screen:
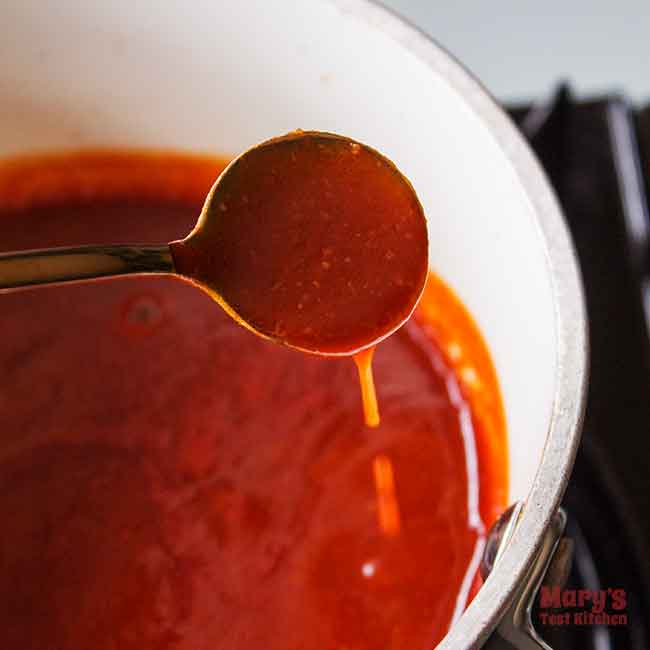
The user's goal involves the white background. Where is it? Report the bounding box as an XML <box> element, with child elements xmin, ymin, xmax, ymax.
<box><xmin>383</xmin><ymin>0</ymin><xmax>650</xmax><ymax>104</ymax></box>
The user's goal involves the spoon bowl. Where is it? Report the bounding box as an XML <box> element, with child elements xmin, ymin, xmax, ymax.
<box><xmin>170</xmin><ymin>131</ymin><xmax>429</xmax><ymax>356</ymax></box>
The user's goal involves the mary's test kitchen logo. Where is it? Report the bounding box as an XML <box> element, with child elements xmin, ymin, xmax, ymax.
<box><xmin>537</xmin><ymin>587</ymin><xmax>628</xmax><ymax>626</ymax></box>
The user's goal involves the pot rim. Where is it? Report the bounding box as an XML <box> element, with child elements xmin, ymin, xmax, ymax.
<box><xmin>329</xmin><ymin>1</ymin><xmax>589</xmax><ymax>646</ymax></box>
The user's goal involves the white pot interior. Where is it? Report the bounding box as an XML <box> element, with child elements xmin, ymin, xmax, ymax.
<box><xmin>1</xmin><ymin>0</ymin><xmax>563</xmax><ymax>643</ymax></box>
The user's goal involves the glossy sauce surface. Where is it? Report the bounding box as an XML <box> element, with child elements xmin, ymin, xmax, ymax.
<box><xmin>0</xmin><ymin>152</ymin><xmax>507</xmax><ymax>650</ymax></box>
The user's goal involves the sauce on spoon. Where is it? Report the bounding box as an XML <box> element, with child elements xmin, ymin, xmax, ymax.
<box><xmin>0</xmin><ymin>133</ymin><xmax>428</xmax><ymax>427</ymax></box>
<box><xmin>170</xmin><ymin>131</ymin><xmax>428</xmax><ymax>425</ymax></box>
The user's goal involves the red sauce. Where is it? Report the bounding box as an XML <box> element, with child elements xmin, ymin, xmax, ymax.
<box><xmin>0</xmin><ymin>151</ymin><xmax>507</xmax><ymax>650</ymax></box>
<box><xmin>170</xmin><ymin>132</ymin><xmax>429</xmax><ymax>428</ymax></box>
<box><xmin>354</xmin><ymin>347</ymin><xmax>380</xmax><ymax>427</ymax></box>
<box><xmin>170</xmin><ymin>132</ymin><xmax>428</xmax><ymax>356</ymax></box>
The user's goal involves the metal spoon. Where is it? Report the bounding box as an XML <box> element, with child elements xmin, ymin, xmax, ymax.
<box><xmin>0</xmin><ymin>131</ymin><xmax>428</xmax><ymax>358</ymax></box>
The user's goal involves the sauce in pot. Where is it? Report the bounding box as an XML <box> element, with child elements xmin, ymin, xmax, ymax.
<box><xmin>0</xmin><ymin>152</ymin><xmax>507</xmax><ymax>650</ymax></box>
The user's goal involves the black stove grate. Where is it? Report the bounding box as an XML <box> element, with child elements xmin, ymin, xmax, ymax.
<box><xmin>506</xmin><ymin>89</ymin><xmax>650</xmax><ymax>649</ymax></box>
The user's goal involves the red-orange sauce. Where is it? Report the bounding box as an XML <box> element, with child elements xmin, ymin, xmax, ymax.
<box><xmin>169</xmin><ymin>133</ymin><xmax>429</xmax><ymax>428</ymax></box>
<box><xmin>0</xmin><ymin>151</ymin><xmax>507</xmax><ymax>650</ymax></box>
<box><xmin>354</xmin><ymin>347</ymin><xmax>380</xmax><ymax>427</ymax></box>
<box><xmin>170</xmin><ymin>133</ymin><xmax>428</xmax><ymax>356</ymax></box>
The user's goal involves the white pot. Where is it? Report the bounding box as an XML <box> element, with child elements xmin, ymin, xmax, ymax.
<box><xmin>0</xmin><ymin>0</ymin><xmax>588</xmax><ymax>646</ymax></box>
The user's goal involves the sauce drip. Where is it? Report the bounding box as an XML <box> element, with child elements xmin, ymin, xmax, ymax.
<box><xmin>0</xmin><ymin>151</ymin><xmax>507</xmax><ymax>650</ymax></box>
<box><xmin>354</xmin><ymin>347</ymin><xmax>380</xmax><ymax>427</ymax></box>
<box><xmin>372</xmin><ymin>454</ymin><xmax>401</xmax><ymax>537</ymax></box>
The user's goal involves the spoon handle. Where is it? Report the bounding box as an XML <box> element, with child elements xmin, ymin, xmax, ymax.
<box><xmin>0</xmin><ymin>244</ymin><xmax>175</xmax><ymax>292</ymax></box>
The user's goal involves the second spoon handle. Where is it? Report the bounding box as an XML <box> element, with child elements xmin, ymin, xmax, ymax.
<box><xmin>0</xmin><ymin>244</ymin><xmax>175</xmax><ymax>292</ymax></box>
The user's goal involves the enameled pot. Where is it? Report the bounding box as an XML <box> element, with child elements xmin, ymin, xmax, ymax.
<box><xmin>0</xmin><ymin>1</ymin><xmax>588</xmax><ymax>647</ymax></box>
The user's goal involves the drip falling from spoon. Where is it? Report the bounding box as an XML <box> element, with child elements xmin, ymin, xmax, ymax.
<box><xmin>354</xmin><ymin>347</ymin><xmax>380</xmax><ymax>427</ymax></box>
<box><xmin>0</xmin><ymin>131</ymin><xmax>429</xmax><ymax>426</ymax></box>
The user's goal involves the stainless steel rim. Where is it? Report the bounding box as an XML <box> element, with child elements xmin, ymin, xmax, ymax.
<box><xmin>329</xmin><ymin>1</ymin><xmax>589</xmax><ymax>647</ymax></box>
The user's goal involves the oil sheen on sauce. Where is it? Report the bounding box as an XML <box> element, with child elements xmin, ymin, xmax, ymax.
<box><xmin>0</xmin><ymin>152</ymin><xmax>508</xmax><ymax>650</ymax></box>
